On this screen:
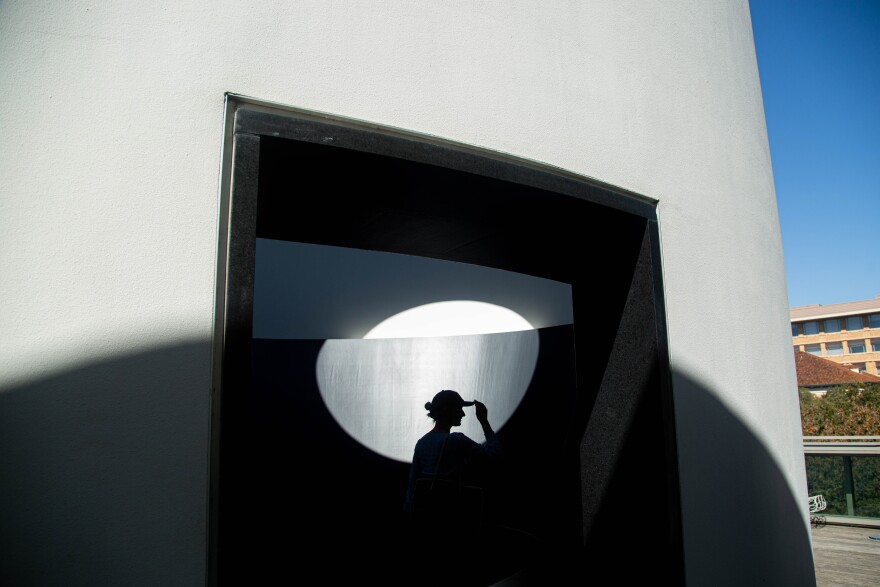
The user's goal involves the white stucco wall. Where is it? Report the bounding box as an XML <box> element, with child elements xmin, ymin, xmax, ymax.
<box><xmin>0</xmin><ymin>1</ymin><xmax>810</xmax><ymax>585</ymax></box>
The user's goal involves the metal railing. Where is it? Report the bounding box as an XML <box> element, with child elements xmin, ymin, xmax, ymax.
<box><xmin>803</xmin><ymin>437</ymin><xmax>880</xmax><ymax>526</ymax></box>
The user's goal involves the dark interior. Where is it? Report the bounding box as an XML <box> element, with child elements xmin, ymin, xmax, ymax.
<box><xmin>213</xmin><ymin>108</ymin><xmax>683</xmax><ymax>585</ymax></box>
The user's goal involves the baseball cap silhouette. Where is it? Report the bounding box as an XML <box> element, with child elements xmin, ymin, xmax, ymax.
<box><xmin>426</xmin><ymin>389</ymin><xmax>475</xmax><ymax>414</ymax></box>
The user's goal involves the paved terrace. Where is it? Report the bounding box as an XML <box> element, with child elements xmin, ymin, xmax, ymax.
<box><xmin>812</xmin><ymin>523</ymin><xmax>880</xmax><ymax>586</ymax></box>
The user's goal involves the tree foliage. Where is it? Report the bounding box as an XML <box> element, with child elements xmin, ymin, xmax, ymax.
<box><xmin>799</xmin><ymin>382</ymin><xmax>880</xmax><ymax>436</ymax></box>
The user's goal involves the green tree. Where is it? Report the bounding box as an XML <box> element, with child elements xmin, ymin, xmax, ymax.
<box><xmin>800</xmin><ymin>382</ymin><xmax>880</xmax><ymax>436</ymax></box>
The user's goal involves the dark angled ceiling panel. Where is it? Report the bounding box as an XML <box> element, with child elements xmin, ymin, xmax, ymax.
<box><xmin>256</xmin><ymin>135</ymin><xmax>643</xmax><ymax>285</ymax></box>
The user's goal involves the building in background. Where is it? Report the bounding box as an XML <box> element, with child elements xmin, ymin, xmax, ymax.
<box><xmin>791</xmin><ymin>296</ymin><xmax>880</xmax><ymax>376</ymax></box>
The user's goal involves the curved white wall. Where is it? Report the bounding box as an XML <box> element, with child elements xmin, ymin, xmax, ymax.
<box><xmin>0</xmin><ymin>1</ymin><xmax>810</xmax><ymax>585</ymax></box>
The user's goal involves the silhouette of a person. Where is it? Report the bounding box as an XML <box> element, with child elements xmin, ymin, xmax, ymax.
<box><xmin>400</xmin><ymin>390</ymin><xmax>520</xmax><ymax>586</ymax></box>
<box><xmin>403</xmin><ymin>390</ymin><xmax>502</xmax><ymax>526</ymax></box>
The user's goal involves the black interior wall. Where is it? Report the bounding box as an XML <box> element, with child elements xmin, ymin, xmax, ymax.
<box><xmin>578</xmin><ymin>228</ymin><xmax>683</xmax><ymax>583</ymax></box>
<box><xmin>213</xmin><ymin>104</ymin><xmax>683</xmax><ymax>585</ymax></box>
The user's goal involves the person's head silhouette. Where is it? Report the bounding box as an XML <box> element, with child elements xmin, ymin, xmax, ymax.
<box><xmin>426</xmin><ymin>389</ymin><xmax>475</xmax><ymax>430</ymax></box>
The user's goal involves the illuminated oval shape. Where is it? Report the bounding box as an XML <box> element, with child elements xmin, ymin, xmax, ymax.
<box><xmin>364</xmin><ymin>301</ymin><xmax>533</xmax><ymax>339</ymax></box>
<box><xmin>316</xmin><ymin>302</ymin><xmax>539</xmax><ymax>462</ymax></box>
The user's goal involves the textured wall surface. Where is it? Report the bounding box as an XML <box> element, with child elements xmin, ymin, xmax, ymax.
<box><xmin>0</xmin><ymin>1</ymin><xmax>809</xmax><ymax>585</ymax></box>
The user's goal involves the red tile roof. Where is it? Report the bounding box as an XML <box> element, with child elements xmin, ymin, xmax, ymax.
<box><xmin>794</xmin><ymin>351</ymin><xmax>880</xmax><ymax>387</ymax></box>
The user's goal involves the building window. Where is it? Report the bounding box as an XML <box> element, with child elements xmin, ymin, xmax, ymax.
<box><xmin>803</xmin><ymin>321</ymin><xmax>820</xmax><ymax>335</ymax></box>
<box><xmin>824</xmin><ymin>319</ymin><xmax>841</xmax><ymax>333</ymax></box>
<box><xmin>848</xmin><ymin>340</ymin><xmax>867</xmax><ymax>354</ymax></box>
<box><xmin>871</xmin><ymin>339</ymin><xmax>880</xmax><ymax>352</ymax></box>
<box><xmin>791</xmin><ymin>323</ymin><xmax>799</xmax><ymax>336</ymax></box>
<box><xmin>869</xmin><ymin>314</ymin><xmax>880</xmax><ymax>328</ymax></box>
<box><xmin>851</xmin><ymin>363</ymin><xmax>867</xmax><ymax>373</ymax></box>
<box><xmin>805</xmin><ymin>344</ymin><xmax>822</xmax><ymax>356</ymax></box>
<box><xmin>846</xmin><ymin>316</ymin><xmax>864</xmax><ymax>331</ymax></box>
<box><xmin>826</xmin><ymin>342</ymin><xmax>844</xmax><ymax>356</ymax></box>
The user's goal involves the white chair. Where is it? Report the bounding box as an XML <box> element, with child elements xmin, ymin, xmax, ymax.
<box><xmin>808</xmin><ymin>494</ymin><xmax>827</xmax><ymax>528</ymax></box>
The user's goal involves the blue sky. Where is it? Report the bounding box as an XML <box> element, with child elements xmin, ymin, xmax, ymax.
<box><xmin>749</xmin><ymin>0</ymin><xmax>879</xmax><ymax>308</ymax></box>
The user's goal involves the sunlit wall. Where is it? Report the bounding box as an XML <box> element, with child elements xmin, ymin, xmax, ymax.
<box><xmin>0</xmin><ymin>1</ymin><xmax>809</xmax><ymax>585</ymax></box>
